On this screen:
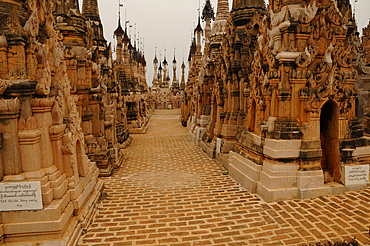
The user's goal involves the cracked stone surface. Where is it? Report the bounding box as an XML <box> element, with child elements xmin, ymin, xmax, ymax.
<box><xmin>78</xmin><ymin>109</ymin><xmax>370</xmax><ymax>246</ymax></box>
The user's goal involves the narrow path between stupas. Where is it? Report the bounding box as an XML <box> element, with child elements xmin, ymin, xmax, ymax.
<box><xmin>78</xmin><ymin>109</ymin><xmax>370</xmax><ymax>246</ymax></box>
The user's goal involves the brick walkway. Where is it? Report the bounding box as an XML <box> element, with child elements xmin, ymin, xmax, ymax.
<box><xmin>78</xmin><ymin>109</ymin><xmax>370</xmax><ymax>246</ymax></box>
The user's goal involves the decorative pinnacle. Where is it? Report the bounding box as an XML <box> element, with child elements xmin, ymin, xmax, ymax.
<box><xmin>194</xmin><ymin>16</ymin><xmax>203</xmax><ymax>34</ymax></box>
<box><xmin>216</xmin><ymin>0</ymin><xmax>229</xmax><ymax>20</ymax></box>
<box><xmin>202</xmin><ymin>0</ymin><xmax>215</xmax><ymax>21</ymax></box>
<box><xmin>82</xmin><ymin>0</ymin><xmax>101</xmax><ymax>21</ymax></box>
<box><xmin>173</xmin><ymin>47</ymin><xmax>177</xmax><ymax>64</ymax></box>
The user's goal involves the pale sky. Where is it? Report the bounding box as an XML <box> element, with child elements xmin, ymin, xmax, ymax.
<box><xmin>89</xmin><ymin>0</ymin><xmax>370</xmax><ymax>86</ymax></box>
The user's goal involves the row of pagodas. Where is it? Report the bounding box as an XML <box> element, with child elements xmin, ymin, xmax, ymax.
<box><xmin>183</xmin><ymin>0</ymin><xmax>370</xmax><ymax>202</ymax></box>
<box><xmin>0</xmin><ymin>0</ymin><xmax>151</xmax><ymax>244</ymax></box>
<box><xmin>150</xmin><ymin>50</ymin><xmax>187</xmax><ymax>110</ymax></box>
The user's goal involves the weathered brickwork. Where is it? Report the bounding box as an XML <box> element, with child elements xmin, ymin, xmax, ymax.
<box><xmin>79</xmin><ymin>110</ymin><xmax>370</xmax><ymax>246</ymax></box>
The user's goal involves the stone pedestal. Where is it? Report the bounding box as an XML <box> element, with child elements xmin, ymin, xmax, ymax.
<box><xmin>194</xmin><ymin>126</ymin><xmax>207</xmax><ymax>146</ymax></box>
<box><xmin>263</xmin><ymin>138</ymin><xmax>301</xmax><ymax>159</ymax></box>
<box><xmin>214</xmin><ymin>122</ymin><xmax>222</xmax><ymax>137</ymax></box>
<box><xmin>128</xmin><ymin>124</ymin><xmax>149</xmax><ymax>134</ymax></box>
<box><xmin>257</xmin><ymin>138</ymin><xmax>329</xmax><ymax>202</ymax></box>
<box><xmin>228</xmin><ymin>136</ymin><xmax>335</xmax><ymax>202</ymax></box>
<box><xmin>221</xmin><ymin>124</ymin><xmax>238</xmax><ymax>139</ymax></box>
<box><xmin>256</xmin><ymin>160</ymin><xmax>300</xmax><ymax>202</ymax></box>
<box><xmin>228</xmin><ymin>151</ymin><xmax>262</xmax><ymax>193</ymax></box>
<box><xmin>89</xmin><ymin>152</ymin><xmax>111</xmax><ymax>177</ymax></box>
<box><xmin>220</xmin><ymin>139</ymin><xmax>237</xmax><ymax>153</ymax></box>
<box><xmin>188</xmin><ymin>115</ymin><xmax>197</xmax><ymax>144</ymax></box>
<box><xmin>298</xmin><ymin>170</ymin><xmax>331</xmax><ymax>199</ymax></box>
<box><xmin>220</xmin><ymin>124</ymin><xmax>238</xmax><ymax>153</ymax></box>
<box><xmin>199</xmin><ymin>115</ymin><xmax>210</xmax><ymax>127</ymax></box>
<box><xmin>199</xmin><ymin>139</ymin><xmax>216</xmax><ymax>159</ymax></box>
<box><xmin>108</xmin><ymin>147</ymin><xmax>118</xmax><ymax>169</ymax></box>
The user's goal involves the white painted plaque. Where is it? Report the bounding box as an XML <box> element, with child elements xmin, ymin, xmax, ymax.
<box><xmin>216</xmin><ymin>138</ymin><xmax>222</xmax><ymax>154</ymax></box>
<box><xmin>0</xmin><ymin>181</ymin><xmax>43</xmax><ymax>211</ymax></box>
<box><xmin>343</xmin><ymin>165</ymin><xmax>369</xmax><ymax>186</ymax></box>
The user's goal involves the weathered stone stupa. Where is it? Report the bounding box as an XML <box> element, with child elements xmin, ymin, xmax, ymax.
<box><xmin>114</xmin><ymin>18</ymin><xmax>152</xmax><ymax>134</ymax></box>
<box><xmin>0</xmin><ymin>0</ymin><xmax>150</xmax><ymax>244</ymax></box>
<box><xmin>185</xmin><ymin>0</ymin><xmax>370</xmax><ymax>202</ymax></box>
<box><xmin>0</xmin><ymin>0</ymin><xmax>104</xmax><ymax>244</ymax></box>
<box><xmin>230</xmin><ymin>0</ymin><xmax>370</xmax><ymax>202</ymax></box>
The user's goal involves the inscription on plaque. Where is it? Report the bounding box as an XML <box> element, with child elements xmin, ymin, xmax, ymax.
<box><xmin>0</xmin><ymin>181</ymin><xmax>43</xmax><ymax>211</ymax></box>
<box><xmin>343</xmin><ymin>165</ymin><xmax>369</xmax><ymax>186</ymax></box>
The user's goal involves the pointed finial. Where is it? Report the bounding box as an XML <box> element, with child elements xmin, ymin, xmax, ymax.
<box><xmin>118</xmin><ymin>0</ymin><xmax>123</xmax><ymax>20</ymax></box>
<box><xmin>143</xmin><ymin>37</ymin><xmax>145</xmax><ymax>53</ymax></box>
<box><xmin>354</xmin><ymin>0</ymin><xmax>358</xmax><ymax>19</ymax></box>
<box><xmin>173</xmin><ymin>46</ymin><xmax>177</xmax><ymax>64</ymax></box>
<box><xmin>114</xmin><ymin>2</ymin><xmax>124</xmax><ymax>38</ymax></box>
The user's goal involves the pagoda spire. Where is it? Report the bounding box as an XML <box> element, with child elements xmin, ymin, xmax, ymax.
<box><xmin>202</xmin><ymin>0</ymin><xmax>215</xmax><ymax>44</ymax></box>
<box><xmin>194</xmin><ymin>15</ymin><xmax>203</xmax><ymax>55</ymax></box>
<box><xmin>83</xmin><ymin>0</ymin><xmax>107</xmax><ymax>49</ymax></box>
<box><xmin>82</xmin><ymin>0</ymin><xmax>101</xmax><ymax>21</ymax></box>
<box><xmin>202</xmin><ymin>0</ymin><xmax>215</xmax><ymax>21</ymax></box>
<box><xmin>215</xmin><ymin>0</ymin><xmax>229</xmax><ymax>20</ymax></box>
<box><xmin>211</xmin><ymin>0</ymin><xmax>229</xmax><ymax>38</ymax></box>
<box><xmin>180</xmin><ymin>60</ymin><xmax>186</xmax><ymax>91</ymax></box>
<box><xmin>153</xmin><ymin>52</ymin><xmax>158</xmax><ymax>64</ymax></box>
<box><xmin>151</xmin><ymin>45</ymin><xmax>158</xmax><ymax>85</ymax></box>
<box><xmin>173</xmin><ymin>49</ymin><xmax>178</xmax><ymax>83</ymax></box>
<box><xmin>180</xmin><ymin>59</ymin><xmax>186</xmax><ymax>90</ymax></box>
<box><xmin>162</xmin><ymin>50</ymin><xmax>169</xmax><ymax>87</ymax></box>
<box><xmin>114</xmin><ymin>17</ymin><xmax>124</xmax><ymax>63</ymax></box>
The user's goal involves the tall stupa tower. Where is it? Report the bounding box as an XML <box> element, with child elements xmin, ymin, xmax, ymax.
<box><xmin>180</xmin><ymin>61</ymin><xmax>186</xmax><ymax>91</ymax></box>
<box><xmin>172</xmin><ymin>52</ymin><xmax>180</xmax><ymax>91</ymax></box>
<box><xmin>82</xmin><ymin>0</ymin><xmax>107</xmax><ymax>49</ymax></box>
<box><xmin>152</xmin><ymin>53</ymin><xmax>159</xmax><ymax>87</ymax></box>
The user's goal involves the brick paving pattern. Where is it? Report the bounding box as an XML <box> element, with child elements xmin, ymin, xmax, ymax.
<box><xmin>78</xmin><ymin>109</ymin><xmax>370</xmax><ymax>246</ymax></box>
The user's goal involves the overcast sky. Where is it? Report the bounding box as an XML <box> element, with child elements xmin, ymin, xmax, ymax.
<box><xmin>91</xmin><ymin>0</ymin><xmax>370</xmax><ymax>86</ymax></box>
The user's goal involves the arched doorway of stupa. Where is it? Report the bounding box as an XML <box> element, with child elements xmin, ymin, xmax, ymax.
<box><xmin>320</xmin><ymin>99</ymin><xmax>341</xmax><ymax>183</ymax></box>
